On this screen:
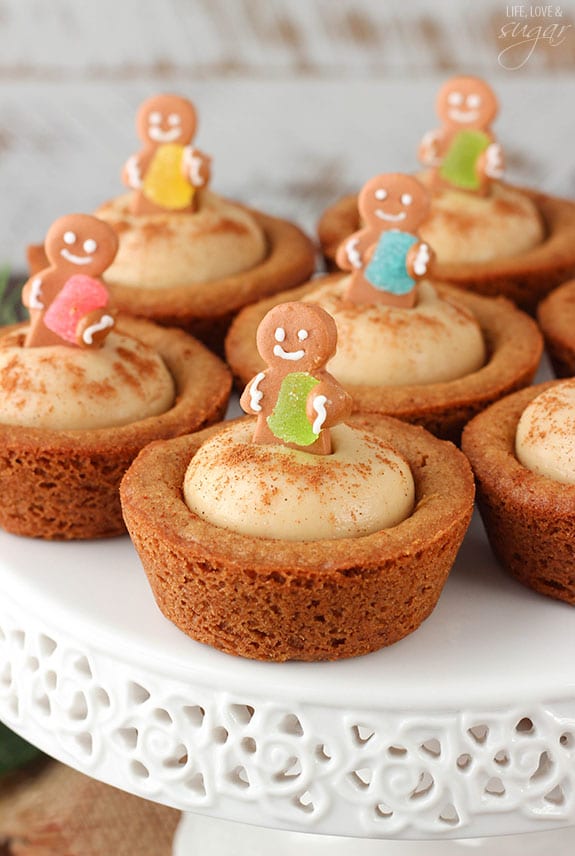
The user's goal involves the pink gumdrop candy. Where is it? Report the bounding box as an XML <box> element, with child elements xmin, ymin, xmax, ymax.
<box><xmin>44</xmin><ymin>275</ymin><xmax>110</xmax><ymax>344</ymax></box>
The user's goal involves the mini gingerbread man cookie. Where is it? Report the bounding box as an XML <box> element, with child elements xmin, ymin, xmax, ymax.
<box><xmin>418</xmin><ymin>75</ymin><xmax>504</xmax><ymax>195</ymax></box>
<box><xmin>240</xmin><ymin>302</ymin><xmax>352</xmax><ymax>455</ymax></box>
<box><xmin>22</xmin><ymin>214</ymin><xmax>118</xmax><ymax>349</ymax></box>
<box><xmin>336</xmin><ymin>173</ymin><xmax>434</xmax><ymax>308</ymax></box>
<box><xmin>123</xmin><ymin>93</ymin><xmax>212</xmax><ymax>216</ymax></box>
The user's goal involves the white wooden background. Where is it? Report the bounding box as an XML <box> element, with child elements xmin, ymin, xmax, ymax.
<box><xmin>0</xmin><ymin>0</ymin><xmax>574</xmax><ymax>273</ymax></box>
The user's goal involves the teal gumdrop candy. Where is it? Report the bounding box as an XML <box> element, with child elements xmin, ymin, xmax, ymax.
<box><xmin>364</xmin><ymin>231</ymin><xmax>418</xmax><ymax>295</ymax></box>
<box><xmin>267</xmin><ymin>372</ymin><xmax>320</xmax><ymax>446</ymax></box>
<box><xmin>440</xmin><ymin>130</ymin><xmax>490</xmax><ymax>191</ymax></box>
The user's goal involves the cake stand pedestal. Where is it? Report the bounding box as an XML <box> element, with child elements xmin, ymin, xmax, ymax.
<box><xmin>0</xmin><ymin>513</ymin><xmax>574</xmax><ymax>854</ymax></box>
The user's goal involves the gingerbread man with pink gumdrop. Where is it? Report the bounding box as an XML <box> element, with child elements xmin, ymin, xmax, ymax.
<box><xmin>123</xmin><ymin>93</ymin><xmax>212</xmax><ymax>216</ymax></box>
<box><xmin>21</xmin><ymin>214</ymin><xmax>118</xmax><ymax>349</ymax></box>
<box><xmin>240</xmin><ymin>302</ymin><xmax>352</xmax><ymax>456</ymax></box>
<box><xmin>418</xmin><ymin>75</ymin><xmax>504</xmax><ymax>195</ymax></box>
<box><xmin>336</xmin><ymin>173</ymin><xmax>435</xmax><ymax>309</ymax></box>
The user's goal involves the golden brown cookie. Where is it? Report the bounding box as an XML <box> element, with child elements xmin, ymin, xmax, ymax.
<box><xmin>225</xmin><ymin>274</ymin><xmax>543</xmax><ymax>443</ymax></box>
<box><xmin>120</xmin><ymin>414</ymin><xmax>475</xmax><ymax>661</ymax></box>
<box><xmin>537</xmin><ymin>278</ymin><xmax>575</xmax><ymax>378</ymax></box>
<box><xmin>318</xmin><ymin>185</ymin><xmax>575</xmax><ymax>313</ymax></box>
<box><xmin>0</xmin><ymin>316</ymin><xmax>231</xmax><ymax>539</ymax></box>
<box><xmin>28</xmin><ymin>207</ymin><xmax>316</xmax><ymax>354</ymax></box>
<box><xmin>461</xmin><ymin>381</ymin><xmax>575</xmax><ymax>605</ymax></box>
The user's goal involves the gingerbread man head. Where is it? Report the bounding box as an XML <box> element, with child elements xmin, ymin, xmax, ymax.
<box><xmin>436</xmin><ymin>76</ymin><xmax>498</xmax><ymax>132</ymax></box>
<box><xmin>358</xmin><ymin>173</ymin><xmax>430</xmax><ymax>235</ymax></box>
<box><xmin>44</xmin><ymin>214</ymin><xmax>119</xmax><ymax>278</ymax></box>
<box><xmin>136</xmin><ymin>94</ymin><xmax>198</xmax><ymax>147</ymax></box>
<box><xmin>256</xmin><ymin>302</ymin><xmax>338</xmax><ymax>375</ymax></box>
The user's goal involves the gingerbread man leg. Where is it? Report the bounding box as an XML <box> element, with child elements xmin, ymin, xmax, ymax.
<box><xmin>346</xmin><ymin>270</ymin><xmax>417</xmax><ymax>309</ymax></box>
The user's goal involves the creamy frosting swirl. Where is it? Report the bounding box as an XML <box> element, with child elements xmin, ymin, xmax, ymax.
<box><xmin>184</xmin><ymin>421</ymin><xmax>415</xmax><ymax>541</ymax></box>
<box><xmin>418</xmin><ymin>176</ymin><xmax>545</xmax><ymax>264</ymax></box>
<box><xmin>304</xmin><ymin>278</ymin><xmax>486</xmax><ymax>386</ymax></box>
<box><xmin>515</xmin><ymin>380</ymin><xmax>575</xmax><ymax>485</ymax></box>
<box><xmin>95</xmin><ymin>190</ymin><xmax>267</xmax><ymax>288</ymax></box>
<box><xmin>0</xmin><ymin>330</ymin><xmax>175</xmax><ymax>430</ymax></box>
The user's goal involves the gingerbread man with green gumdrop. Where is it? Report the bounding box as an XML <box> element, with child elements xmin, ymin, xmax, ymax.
<box><xmin>240</xmin><ymin>302</ymin><xmax>352</xmax><ymax>455</ymax></box>
<box><xmin>122</xmin><ymin>93</ymin><xmax>211</xmax><ymax>216</ymax></box>
<box><xmin>336</xmin><ymin>173</ymin><xmax>435</xmax><ymax>309</ymax></box>
<box><xmin>418</xmin><ymin>75</ymin><xmax>504</xmax><ymax>195</ymax></box>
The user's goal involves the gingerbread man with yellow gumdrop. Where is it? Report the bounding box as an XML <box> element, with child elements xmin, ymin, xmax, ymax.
<box><xmin>336</xmin><ymin>173</ymin><xmax>435</xmax><ymax>309</ymax></box>
<box><xmin>240</xmin><ymin>302</ymin><xmax>352</xmax><ymax>456</ymax></box>
<box><xmin>21</xmin><ymin>214</ymin><xmax>118</xmax><ymax>349</ymax></box>
<box><xmin>418</xmin><ymin>75</ymin><xmax>504</xmax><ymax>196</ymax></box>
<box><xmin>123</xmin><ymin>93</ymin><xmax>211</xmax><ymax>216</ymax></box>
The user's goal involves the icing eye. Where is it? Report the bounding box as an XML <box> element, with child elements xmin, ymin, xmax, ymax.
<box><xmin>168</xmin><ymin>113</ymin><xmax>181</xmax><ymax>126</ymax></box>
<box><xmin>374</xmin><ymin>189</ymin><xmax>388</xmax><ymax>201</ymax></box>
<box><xmin>274</xmin><ymin>327</ymin><xmax>286</xmax><ymax>343</ymax></box>
<box><xmin>63</xmin><ymin>231</ymin><xmax>76</xmax><ymax>245</ymax></box>
<box><xmin>467</xmin><ymin>93</ymin><xmax>481</xmax><ymax>108</ymax></box>
<box><xmin>401</xmin><ymin>193</ymin><xmax>413</xmax><ymax>206</ymax></box>
<box><xmin>149</xmin><ymin>111</ymin><xmax>162</xmax><ymax>124</ymax></box>
<box><xmin>297</xmin><ymin>329</ymin><xmax>308</xmax><ymax>341</ymax></box>
<box><xmin>83</xmin><ymin>238</ymin><xmax>97</xmax><ymax>253</ymax></box>
<box><xmin>447</xmin><ymin>91</ymin><xmax>464</xmax><ymax>106</ymax></box>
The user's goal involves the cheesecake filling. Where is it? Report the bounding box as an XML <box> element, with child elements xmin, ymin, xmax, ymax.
<box><xmin>515</xmin><ymin>380</ymin><xmax>575</xmax><ymax>485</ymax></box>
<box><xmin>418</xmin><ymin>175</ymin><xmax>545</xmax><ymax>264</ymax></box>
<box><xmin>95</xmin><ymin>190</ymin><xmax>267</xmax><ymax>288</ymax></box>
<box><xmin>0</xmin><ymin>330</ymin><xmax>175</xmax><ymax>430</ymax></box>
<box><xmin>305</xmin><ymin>278</ymin><xmax>486</xmax><ymax>387</ymax></box>
<box><xmin>184</xmin><ymin>421</ymin><xmax>415</xmax><ymax>541</ymax></box>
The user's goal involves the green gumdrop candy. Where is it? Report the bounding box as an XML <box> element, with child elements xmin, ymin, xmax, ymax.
<box><xmin>267</xmin><ymin>372</ymin><xmax>320</xmax><ymax>446</ymax></box>
<box><xmin>440</xmin><ymin>130</ymin><xmax>490</xmax><ymax>191</ymax></box>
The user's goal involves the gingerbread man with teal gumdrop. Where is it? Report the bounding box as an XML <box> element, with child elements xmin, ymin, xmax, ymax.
<box><xmin>336</xmin><ymin>173</ymin><xmax>435</xmax><ymax>308</ymax></box>
<box><xmin>418</xmin><ymin>75</ymin><xmax>504</xmax><ymax>195</ymax></box>
<box><xmin>240</xmin><ymin>302</ymin><xmax>352</xmax><ymax>455</ymax></box>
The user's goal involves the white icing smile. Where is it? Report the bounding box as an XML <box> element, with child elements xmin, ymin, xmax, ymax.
<box><xmin>60</xmin><ymin>249</ymin><xmax>94</xmax><ymax>266</ymax></box>
<box><xmin>448</xmin><ymin>108</ymin><xmax>480</xmax><ymax>124</ymax></box>
<box><xmin>375</xmin><ymin>209</ymin><xmax>406</xmax><ymax>222</ymax></box>
<box><xmin>273</xmin><ymin>344</ymin><xmax>305</xmax><ymax>361</ymax></box>
<box><xmin>148</xmin><ymin>126</ymin><xmax>182</xmax><ymax>143</ymax></box>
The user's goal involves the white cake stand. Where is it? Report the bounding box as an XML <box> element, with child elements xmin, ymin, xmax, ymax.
<box><xmin>0</xmin><ymin>503</ymin><xmax>574</xmax><ymax>854</ymax></box>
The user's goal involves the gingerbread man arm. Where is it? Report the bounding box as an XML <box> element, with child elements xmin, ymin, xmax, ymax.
<box><xmin>477</xmin><ymin>135</ymin><xmax>505</xmax><ymax>181</ymax></box>
<box><xmin>75</xmin><ymin>308</ymin><xmax>116</xmax><ymax>349</ymax></box>
<box><xmin>182</xmin><ymin>147</ymin><xmax>212</xmax><ymax>188</ymax></box>
<box><xmin>240</xmin><ymin>370</ymin><xmax>268</xmax><ymax>416</ymax></box>
<box><xmin>122</xmin><ymin>148</ymin><xmax>154</xmax><ymax>191</ymax></box>
<box><xmin>22</xmin><ymin>273</ymin><xmax>46</xmax><ymax>311</ymax></box>
<box><xmin>418</xmin><ymin>127</ymin><xmax>450</xmax><ymax>167</ymax></box>
<box><xmin>306</xmin><ymin>372</ymin><xmax>352</xmax><ymax>433</ymax></box>
<box><xmin>406</xmin><ymin>240</ymin><xmax>435</xmax><ymax>281</ymax></box>
<box><xmin>335</xmin><ymin>228</ymin><xmax>377</xmax><ymax>272</ymax></box>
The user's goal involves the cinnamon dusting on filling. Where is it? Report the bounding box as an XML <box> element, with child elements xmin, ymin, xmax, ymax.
<box><xmin>0</xmin><ymin>355</ymin><xmax>26</xmax><ymax>394</ymax></box>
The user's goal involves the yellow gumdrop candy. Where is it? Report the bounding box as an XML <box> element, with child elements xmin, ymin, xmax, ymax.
<box><xmin>143</xmin><ymin>144</ymin><xmax>195</xmax><ymax>210</ymax></box>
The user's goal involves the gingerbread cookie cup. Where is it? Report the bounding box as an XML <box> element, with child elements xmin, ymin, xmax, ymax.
<box><xmin>318</xmin><ymin>185</ymin><xmax>575</xmax><ymax>313</ymax></box>
<box><xmin>0</xmin><ymin>316</ymin><xmax>231</xmax><ymax>540</ymax></box>
<box><xmin>120</xmin><ymin>414</ymin><xmax>474</xmax><ymax>661</ymax></box>
<box><xmin>461</xmin><ymin>382</ymin><xmax>575</xmax><ymax>605</ymax></box>
<box><xmin>537</xmin><ymin>279</ymin><xmax>575</xmax><ymax>378</ymax></box>
<box><xmin>29</xmin><ymin>205</ymin><xmax>315</xmax><ymax>354</ymax></box>
<box><xmin>225</xmin><ymin>275</ymin><xmax>543</xmax><ymax>443</ymax></box>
